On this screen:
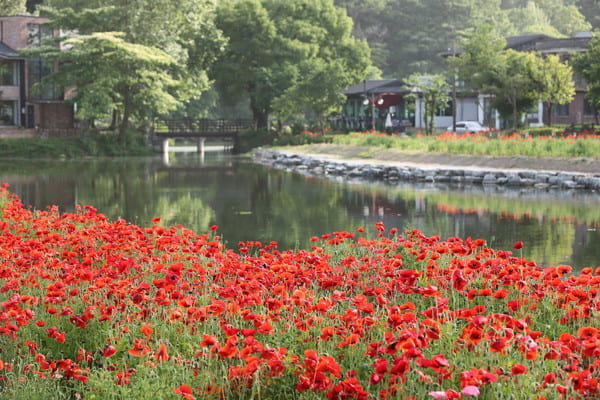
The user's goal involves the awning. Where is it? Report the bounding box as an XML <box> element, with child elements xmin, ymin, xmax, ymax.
<box><xmin>372</xmin><ymin>93</ymin><xmax>403</xmax><ymax>109</ymax></box>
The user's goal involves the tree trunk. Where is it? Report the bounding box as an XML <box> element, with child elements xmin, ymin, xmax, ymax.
<box><xmin>253</xmin><ymin>111</ymin><xmax>269</xmax><ymax>129</ymax></box>
<box><xmin>120</xmin><ymin>88</ymin><xmax>131</xmax><ymax>134</ymax></box>
<box><xmin>319</xmin><ymin>116</ymin><xmax>326</xmax><ymax>136</ymax></box>
<box><xmin>250</xmin><ymin>93</ymin><xmax>269</xmax><ymax>129</ymax></box>
<box><xmin>547</xmin><ymin>102</ymin><xmax>553</xmax><ymax>127</ymax></box>
<box><xmin>512</xmin><ymin>98</ymin><xmax>518</xmax><ymax>130</ymax></box>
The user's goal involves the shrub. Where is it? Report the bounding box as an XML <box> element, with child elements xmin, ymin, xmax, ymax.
<box><xmin>0</xmin><ymin>129</ymin><xmax>152</xmax><ymax>159</ymax></box>
<box><xmin>272</xmin><ymin>131</ymin><xmax>333</xmax><ymax>146</ymax></box>
<box><xmin>235</xmin><ymin>128</ymin><xmax>277</xmax><ymax>153</ymax></box>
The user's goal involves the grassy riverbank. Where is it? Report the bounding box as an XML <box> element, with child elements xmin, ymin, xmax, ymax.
<box><xmin>330</xmin><ymin>131</ymin><xmax>600</xmax><ymax>159</ymax></box>
<box><xmin>0</xmin><ymin>130</ymin><xmax>152</xmax><ymax>158</ymax></box>
<box><xmin>0</xmin><ymin>187</ymin><xmax>597</xmax><ymax>399</ymax></box>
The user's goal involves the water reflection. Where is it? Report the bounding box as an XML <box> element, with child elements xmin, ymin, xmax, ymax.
<box><xmin>1</xmin><ymin>153</ymin><xmax>599</xmax><ymax>268</ymax></box>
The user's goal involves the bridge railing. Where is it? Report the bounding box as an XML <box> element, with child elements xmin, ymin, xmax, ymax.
<box><xmin>154</xmin><ymin>119</ymin><xmax>255</xmax><ymax>135</ymax></box>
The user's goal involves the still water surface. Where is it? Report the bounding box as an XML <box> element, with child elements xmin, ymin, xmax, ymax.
<box><xmin>3</xmin><ymin>152</ymin><xmax>600</xmax><ymax>269</ymax></box>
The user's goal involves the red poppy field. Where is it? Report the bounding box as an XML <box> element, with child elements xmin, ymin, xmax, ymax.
<box><xmin>0</xmin><ymin>184</ymin><xmax>598</xmax><ymax>399</ymax></box>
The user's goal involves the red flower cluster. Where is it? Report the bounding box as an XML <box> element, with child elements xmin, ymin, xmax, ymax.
<box><xmin>0</xmin><ymin>186</ymin><xmax>598</xmax><ymax>398</ymax></box>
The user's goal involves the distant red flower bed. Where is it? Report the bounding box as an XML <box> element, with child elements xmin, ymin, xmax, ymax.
<box><xmin>0</xmin><ymin>184</ymin><xmax>598</xmax><ymax>399</ymax></box>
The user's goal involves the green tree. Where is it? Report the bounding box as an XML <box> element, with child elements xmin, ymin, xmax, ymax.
<box><xmin>405</xmin><ymin>74</ymin><xmax>450</xmax><ymax>136</ymax></box>
<box><xmin>577</xmin><ymin>0</ymin><xmax>600</xmax><ymax>30</ymax></box>
<box><xmin>334</xmin><ymin>0</ymin><xmax>590</xmax><ymax>79</ymax></box>
<box><xmin>213</xmin><ymin>0</ymin><xmax>371</xmax><ymax>129</ymax></box>
<box><xmin>452</xmin><ymin>27</ymin><xmax>539</xmax><ymax>128</ymax></box>
<box><xmin>531</xmin><ymin>54</ymin><xmax>575</xmax><ymax>126</ymax></box>
<box><xmin>0</xmin><ymin>0</ymin><xmax>26</xmax><ymax>15</ymax></box>
<box><xmin>490</xmin><ymin>50</ymin><xmax>540</xmax><ymax>128</ymax></box>
<box><xmin>36</xmin><ymin>0</ymin><xmax>224</xmax><ymax>128</ymax></box>
<box><xmin>24</xmin><ymin>32</ymin><xmax>178</xmax><ymax>130</ymax></box>
<box><xmin>574</xmin><ymin>35</ymin><xmax>600</xmax><ymax>120</ymax></box>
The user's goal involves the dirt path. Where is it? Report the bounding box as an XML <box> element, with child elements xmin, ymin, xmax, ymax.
<box><xmin>275</xmin><ymin>144</ymin><xmax>600</xmax><ymax>175</ymax></box>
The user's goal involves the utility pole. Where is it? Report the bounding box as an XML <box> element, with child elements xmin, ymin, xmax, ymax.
<box><xmin>371</xmin><ymin>93</ymin><xmax>375</xmax><ymax>130</ymax></box>
<box><xmin>451</xmin><ymin>41</ymin><xmax>457</xmax><ymax>132</ymax></box>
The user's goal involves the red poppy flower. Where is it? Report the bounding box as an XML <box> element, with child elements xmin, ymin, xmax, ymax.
<box><xmin>155</xmin><ymin>343</ymin><xmax>170</xmax><ymax>362</ymax></box>
<box><xmin>511</xmin><ymin>364</ymin><xmax>527</xmax><ymax>375</ymax></box>
<box><xmin>173</xmin><ymin>385</ymin><xmax>195</xmax><ymax>399</ymax></box>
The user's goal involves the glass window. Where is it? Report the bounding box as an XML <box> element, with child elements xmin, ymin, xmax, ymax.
<box><xmin>584</xmin><ymin>98</ymin><xmax>596</xmax><ymax>116</ymax></box>
<box><xmin>436</xmin><ymin>100</ymin><xmax>452</xmax><ymax>116</ymax></box>
<box><xmin>552</xmin><ymin>103</ymin><xmax>569</xmax><ymax>116</ymax></box>
<box><xmin>0</xmin><ymin>101</ymin><xmax>16</xmax><ymax>125</ymax></box>
<box><xmin>0</xmin><ymin>60</ymin><xmax>17</xmax><ymax>86</ymax></box>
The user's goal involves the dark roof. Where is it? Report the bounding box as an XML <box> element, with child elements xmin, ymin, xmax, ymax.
<box><xmin>343</xmin><ymin>79</ymin><xmax>406</xmax><ymax>96</ymax></box>
<box><xmin>0</xmin><ymin>41</ymin><xmax>20</xmax><ymax>59</ymax></box>
<box><xmin>534</xmin><ymin>37</ymin><xmax>591</xmax><ymax>53</ymax></box>
<box><xmin>504</xmin><ymin>34</ymin><xmax>551</xmax><ymax>50</ymax></box>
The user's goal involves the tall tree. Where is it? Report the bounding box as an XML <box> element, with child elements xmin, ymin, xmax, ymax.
<box><xmin>24</xmin><ymin>32</ymin><xmax>179</xmax><ymax>129</ymax></box>
<box><xmin>577</xmin><ymin>0</ymin><xmax>600</xmax><ymax>30</ymax></box>
<box><xmin>334</xmin><ymin>0</ymin><xmax>591</xmax><ymax>79</ymax></box>
<box><xmin>405</xmin><ymin>74</ymin><xmax>450</xmax><ymax>136</ymax></box>
<box><xmin>531</xmin><ymin>54</ymin><xmax>575</xmax><ymax>126</ymax></box>
<box><xmin>213</xmin><ymin>0</ymin><xmax>371</xmax><ymax>129</ymax></box>
<box><xmin>0</xmin><ymin>0</ymin><xmax>26</xmax><ymax>15</ymax></box>
<box><xmin>574</xmin><ymin>35</ymin><xmax>600</xmax><ymax>121</ymax></box>
<box><xmin>36</xmin><ymin>0</ymin><xmax>225</xmax><ymax>128</ymax></box>
<box><xmin>451</xmin><ymin>27</ymin><xmax>539</xmax><ymax>128</ymax></box>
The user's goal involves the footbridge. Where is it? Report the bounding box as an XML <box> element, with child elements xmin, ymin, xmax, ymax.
<box><xmin>153</xmin><ymin>119</ymin><xmax>254</xmax><ymax>156</ymax></box>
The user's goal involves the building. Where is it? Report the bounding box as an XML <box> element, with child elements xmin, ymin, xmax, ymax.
<box><xmin>338</xmin><ymin>79</ymin><xmax>415</xmax><ymax>132</ymax></box>
<box><xmin>339</xmin><ymin>79</ymin><xmax>493</xmax><ymax>133</ymax></box>
<box><xmin>450</xmin><ymin>32</ymin><xmax>595</xmax><ymax>128</ymax></box>
<box><xmin>0</xmin><ymin>15</ymin><xmax>75</xmax><ymax>134</ymax></box>
<box><xmin>510</xmin><ymin>32</ymin><xmax>595</xmax><ymax>126</ymax></box>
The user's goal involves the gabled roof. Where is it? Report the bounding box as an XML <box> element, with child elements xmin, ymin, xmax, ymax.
<box><xmin>343</xmin><ymin>79</ymin><xmax>406</xmax><ymax>96</ymax></box>
<box><xmin>0</xmin><ymin>41</ymin><xmax>21</xmax><ymax>59</ymax></box>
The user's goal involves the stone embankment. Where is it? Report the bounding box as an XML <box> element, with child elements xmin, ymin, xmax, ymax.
<box><xmin>254</xmin><ymin>147</ymin><xmax>600</xmax><ymax>191</ymax></box>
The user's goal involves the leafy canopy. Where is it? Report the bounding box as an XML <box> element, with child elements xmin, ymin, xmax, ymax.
<box><xmin>334</xmin><ymin>0</ymin><xmax>591</xmax><ymax>78</ymax></box>
<box><xmin>0</xmin><ymin>0</ymin><xmax>26</xmax><ymax>16</ymax></box>
<box><xmin>405</xmin><ymin>74</ymin><xmax>450</xmax><ymax>136</ymax></box>
<box><xmin>23</xmin><ymin>32</ymin><xmax>178</xmax><ymax>126</ymax></box>
<box><xmin>574</xmin><ymin>34</ymin><xmax>600</xmax><ymax>115</ymax></box>
<box><xmin>451</xmin><ymin>26</ymin><xmax>574</xmax><ymax>128</ymax></box>
<box><xmin>34</xmin><ymin>0</ymin><xmax>225</xmax><ymax>128</ymax></box>
<box><xmin>212</xmin><ymin>0</ymin><xmax>372</xmax><ymax>128</ymax></box>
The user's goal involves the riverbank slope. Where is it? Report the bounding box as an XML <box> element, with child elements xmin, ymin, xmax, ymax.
<box><xmin>268</xmin><ymin>143</ymin><xmax>600</xmax><ymax>175</ymax></box>
<box><xmin>255</xmin><ymin>144</ymin><xmax>600</xmax><ymax>190</ymax></box>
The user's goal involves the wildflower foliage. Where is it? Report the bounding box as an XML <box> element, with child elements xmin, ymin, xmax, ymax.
<box><xmin>0</xmin><ymin>185</ymin><xmax>598</xmax><ymax>399</ymax></box>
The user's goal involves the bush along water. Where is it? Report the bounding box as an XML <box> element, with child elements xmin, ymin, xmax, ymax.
<box><xmin>0</xmin><ymin>185</ymin><xmax>598</xmax><ymax>399</ymax></box>
<box><xmin>237</xmin><ymin>128</ymin><xmax>335</xmax><ymax>153</ymax></box>
<box><xmin>0</xmin><ymin>129</ymin><xmax>152</xmax><ymax>159</ymax></box>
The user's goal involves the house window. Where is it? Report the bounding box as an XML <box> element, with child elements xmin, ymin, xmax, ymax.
<box><xmin>27</xmin><ymin>23</ymin><xmax>59</xmax><ymax>100</ymax></box>
<box><xmin>584</xmin><ymin>98</ymin><xmax>596</xmax><ymax>116</ymax></box>
<box><xmin>0</xmin><ymin>60</ymin><xmax>17</xmax><ymax>86</ymax></box>
<box><xmin>436</xmin><ymin>100</ymin><xmax>452</xmax><ymax>116</ymax></box>
<box><xmin>27</xmin><ymin>58</ymin><xmax>58</xmax><ymax>100</ymax></box>
<box><xmin>0</xmin><ymin>101</ymin><xmax>17</xmax><ymax>125</ymax></box>
<box><xmin>552</xmin><ymin>103</ymin><xmax>569</xmax><ymax>116</ymax></box>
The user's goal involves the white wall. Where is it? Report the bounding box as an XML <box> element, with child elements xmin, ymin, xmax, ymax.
<box><xmin>415</xmin><ymin>97</ymin><xmax>483</xmax><ymax>130</ymax></box>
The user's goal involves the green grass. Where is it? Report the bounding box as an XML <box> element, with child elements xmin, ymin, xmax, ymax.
<box><xmin>327</xmin><ymin>131</ymin><xmax>600</xmax><ymax>158</ymax></box>
<box><xmin>0</xmin><ymin>129</ymin><xmax>152</xmax><ymax>159</ymax></box>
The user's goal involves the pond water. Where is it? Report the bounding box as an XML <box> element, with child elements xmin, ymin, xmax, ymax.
<box><xmin>3</xmin><ymin>152</ymin><xmax>600</xmax><ymax>269</ymax></box>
